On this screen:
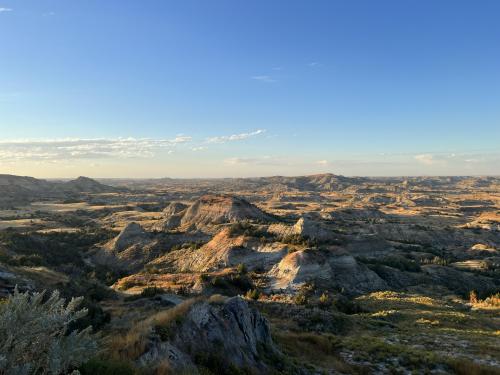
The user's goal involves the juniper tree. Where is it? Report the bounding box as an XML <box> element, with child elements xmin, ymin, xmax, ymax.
<box><xmin>0</xmin><ymin>288</ymin><xmax>98</xmax><ymax>375</ymax></box>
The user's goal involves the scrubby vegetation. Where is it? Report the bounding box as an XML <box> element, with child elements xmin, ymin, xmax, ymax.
<box><xmin>0</xmin><ymin>289</ymin><xmax>97</xmax><ymax>374</ymax></box>
<box><xmin>360</xmin><ymin>255</ymin><xmax>422</xmax><ymax>272</ymax></box>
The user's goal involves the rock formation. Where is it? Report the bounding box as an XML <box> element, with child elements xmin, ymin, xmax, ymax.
<box><xmin>138</xmin><ymin>296</ymin><xmax>280</xmax><ymax>373</ymax></box>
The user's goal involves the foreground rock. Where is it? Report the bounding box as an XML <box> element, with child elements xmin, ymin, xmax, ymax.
<box><xmin>138</xmin><ymin>296</ymin><xmax>281</xmax><ymax>373</ymax></box>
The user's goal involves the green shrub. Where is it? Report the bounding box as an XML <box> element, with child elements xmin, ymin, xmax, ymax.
<box><xmin>237</xmin><ymin>263</ymin><xmax>248</xmax><ymax>274</ymax></box>
<box><xmin>245</xmin><ymin>289</ymin><xmax>261</xmax><ymax>300</ymax></box>
<box><xmin>0</xmin><ymin>288</ymin><xmax>97</xmax><ymax>374</ymax></box>
<box><xmin>319</xmin><ymin>293</ymin><xmax>330</xmax><ymax>308</ymax></box>
<box><xmin>293</xmin><ymin>292</ymin><xmax>308</xmax><ymax>305</ymax></box>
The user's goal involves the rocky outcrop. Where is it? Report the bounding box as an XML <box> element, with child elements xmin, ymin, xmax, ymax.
<box><xmin>292</xmin><ymin>216</ymin><xmax>331</xmax><ymax>241</ymax></box>
<box><xmin>162</xmin><ymin>202</ymin><xmax>188</xmax><ymax>216</ymax></box>
<box><xmin>269</xmin><ymin>249</ymin><xmax>387</xmax><ymax>295</ymax></box>
<box><xmin>268</xmin><ymin>216</ymin><xmax>332</xmax><ymax>242</ymax></box>
<box><xmin>110</xmin><ymin>222</ymin><xmax>150</xmax><ymax>252</ymax></box>
<box><xmin>181</xmin><ymin>195</ymin><xmax>274</xmax><ymax>228</ymax></box>
<box><xmin>151</xmin><ymin>228</ymin><xmax>287</xmax><ymax>273</ymax></box>
<box><xmin>154</xmin><ymin>195</ymin><xmax>274</xmax><ymax>232</ymax></box>
<box><xmin>138</xmin><ymin>296</ymin><xmax>280</xmax><ymax>373</ymax></box>
<box><xmin>94</xmin><ymin>222</ymin><xmax>160</xmax><ymax>271</ymax></box>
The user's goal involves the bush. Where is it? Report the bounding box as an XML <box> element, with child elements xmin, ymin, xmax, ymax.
<box><xmin>245</xmin><ymin>289</ymin><xmax>261</xmax><ymax>301</ymax></box>
<box><xmin>469</xmin><ymin>290</ymin><xmax>479</xmax><ymax>304</ymax></box>
<box><xmin>319</xmin><ymin>293</ymin><xmax>330</xmax><ymax>308</ymax></box>
<box><xmin>483</xmin><ymin>293</ymin><xmax>500</xmax><ymax>307</ymax></box>
<box><xmin>199</xmin><ymin>273</ymin><xmax>210</xmax><ymax>283</ymax></box>
<box><xmin>236</xmin><ymin>263</ymin><xmax>247</xmax><ymax>274</ymax></box>
<box><xmin>293</xmin><ymin>292</ymin><xmax>308</xmax><ymax>305</ymax></box>
<box><xmin>0</xmin><ymin>288</ymin><xmax>97</xmax><ymax>374</ymax></box>
<box><xmin>333</xmin><ymin>295</ymin><xmax>364</xmax><ymax>314</ymax></box>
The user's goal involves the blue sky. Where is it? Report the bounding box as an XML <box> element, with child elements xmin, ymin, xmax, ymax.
<box><xmin>0</xmin><ymin>0</ymin><xmax>499</xmax><ymax>177</ymax></box>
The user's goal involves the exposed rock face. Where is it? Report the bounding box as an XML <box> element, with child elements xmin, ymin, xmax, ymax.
<box><xmin>180</xmin><ymin>195</ymin><xmax>273</xmax><ymax>228</ymax></box>
<box><xmin>111</xmin><ymin>222</ymin><xmax>150</xmax><ymax>252</ymax></box>
<box><xmin>269</xmin><ymin>250</ymin><xmax>387</xmax><ymax>295</ymax></box>
<box><xmin>154</xmin><ymin>195</ymin><xmax>274</xmax><ymax>232</ymax></box>
<box><xmin>138</xmin><ymin>296</ymin><xmax>279</xmax><ymax>373</ymax></box>
<box><xmin>268</xmin><ymin>215</ymin><xmax>332</xmax><ymax>242</ymax></box>
<box><xmin>162</xmin><ymin>202</ymin><xmax>188</xmax><ymax>216</ymax></box>
<box><xmin>152</xmin><ymin>228</ymin><xmax>287</xmax><ymax>273</ymax></box>
<box><xmin>292</xmin><ymin>216</ymin><xmax>331</xmax><ymax>241</ymax></box>
<box><xmin>95</xmin><ymin>222</ymin><xmax>160</xmax><ymax>271</ymax></box>
<box><xmin>153</xmin><ymin>203</ymin><xmax>188</xmax><ymax>231</ymax></box>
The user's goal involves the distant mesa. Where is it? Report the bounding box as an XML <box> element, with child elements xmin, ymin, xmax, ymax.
<box><xmin>0</xmin><ymin>174</ymin><xmax>119</xmax><ymax>208</ymax></box>
<box><xmin>62</xmin><ymin>176</ymin><xmax>118</xmax><ymax>193</ymax></box>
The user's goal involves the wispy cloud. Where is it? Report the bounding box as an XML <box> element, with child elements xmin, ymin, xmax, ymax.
<box><xmin>315</xmin><ymin>160</ymin><xmax>330</xmax><ymax>166</ymax></box>
<box><xmin>308</xmin><ymin>62</ymin><xmax>322</xmax><ymax>67</ymax></box>
<box><xmin>0</xmin><ymin>137</ymin><xmax>192</xmax><ymax>162</ymax></box>
<box><xmin>43</xmin><ymin>11</ymin><xmax>56</xmax><ymax>16</ymax></box>
<box><xmin>414</xmin><ymin>153</ymin><xmax>457</xmax><ymax>166</ymax></box>
<box><xmin>224</xmin><ymin>156</ymin><xmax>289</xmax><ymax>166</ymax></box>
<box><xmin>251</xmin><ymin>75</ymin><xmax>276</xmax><ymax>83</ymax></box>
<box><xmin>0</xmin><ymin>7</ymin><xmax>12</xmax><ymax>12</ymax></box>
<box><xmin>206</xmin><ymin>129</ymin><xmax>265</xmax><ymax>144</ymax></box>
<box><xmin>191</xmin><ymin>146</ymin><xmax>207</xmax><ymax>152</ymax></box>
<box><xmin>414</xmin><ymin>154</ymin><xmax>437</xmax><ymax>165</ymax></box>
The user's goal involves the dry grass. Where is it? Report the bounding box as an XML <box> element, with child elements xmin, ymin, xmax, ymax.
<box><xmin>449</xmin><ymin>358</ymin><xmax>500</xmax><ymax>375</ymax></box>
<box><xmin>108</xmin><ymin>297</ymin><xmax>203</xmax><ymax>361</ymax></box>
<box><xmin>472</xmin><ymin>293</ymin><xmax>500</xmax><ymax>311</ymax></box>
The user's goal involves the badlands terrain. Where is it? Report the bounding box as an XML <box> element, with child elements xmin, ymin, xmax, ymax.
<box><xmin>0</xmin><ymin>173</ymin><xmax>499</xmax><ymax>374</ymax></box>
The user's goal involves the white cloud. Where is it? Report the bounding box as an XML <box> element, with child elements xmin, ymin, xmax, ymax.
<box><xmin>223</xmin><ymin>156</ymin><xmax>291</xmax><ymax>167</ymax></box>
<box><xmin>308</xmin><ymin>62</ymin><xmax>321</xmax><ymax>67</ymax></box>
<box><xmin>414</xmin><ymin>154</ymin><xmax>436</xmax><ymax>165</ymax></box>
<box><xmin>191</xmin><ymin>146</ymin><xmax>207</xmax><ymax>152</ymax></box>
<box><xmin>315</xmin><ymin>160</ymin><xmax>329</xmax><ymax>165</ymax></box>
<box><xmin>0</xmin><ymin>7</ymin><xmax>12</xmax><ymax>12</ymax></box>
<box><xmin>206</xmin><ymin>129</ymin><xmax>265</xmax><ymax>144</ymax></box>
<box><xmin>251</xmin><ymin>75</ymin><xmax>276</xmax><ymax>83</ymax></box>
<box><xmin>0</xmin><ymin>137</ymin><xmax>192</xmax><ymax>162</ymax></box>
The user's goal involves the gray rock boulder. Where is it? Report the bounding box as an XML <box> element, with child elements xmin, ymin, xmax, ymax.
<box><xmin>138</xmin><ymin>296</ymin><xmax>280</xmax><ymax>373</ymax></box>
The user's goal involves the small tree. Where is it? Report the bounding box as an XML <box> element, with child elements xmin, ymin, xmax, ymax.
<box><xmin>469</xmin><ymin>290</ymin><xmax>479</xmax><ymax>304</ymax></box>
<box><xmin>319</xmin><ymin>292</ymin><xmax>330</xmax><ymax>308</ymax></box>
<box><xmin>236</xmin><ymin>263</ymin><xmax>247</xmax><ymax>274</ymax></box>
<box><xmin>245</xmin><ymin>289</ymin><xmax>260</xmax><ymax>301</ymax></box>
<box><xmin>0</xmin><ymin>288</ymin><xmax>98</xmax><ymax>375</ymax></box>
